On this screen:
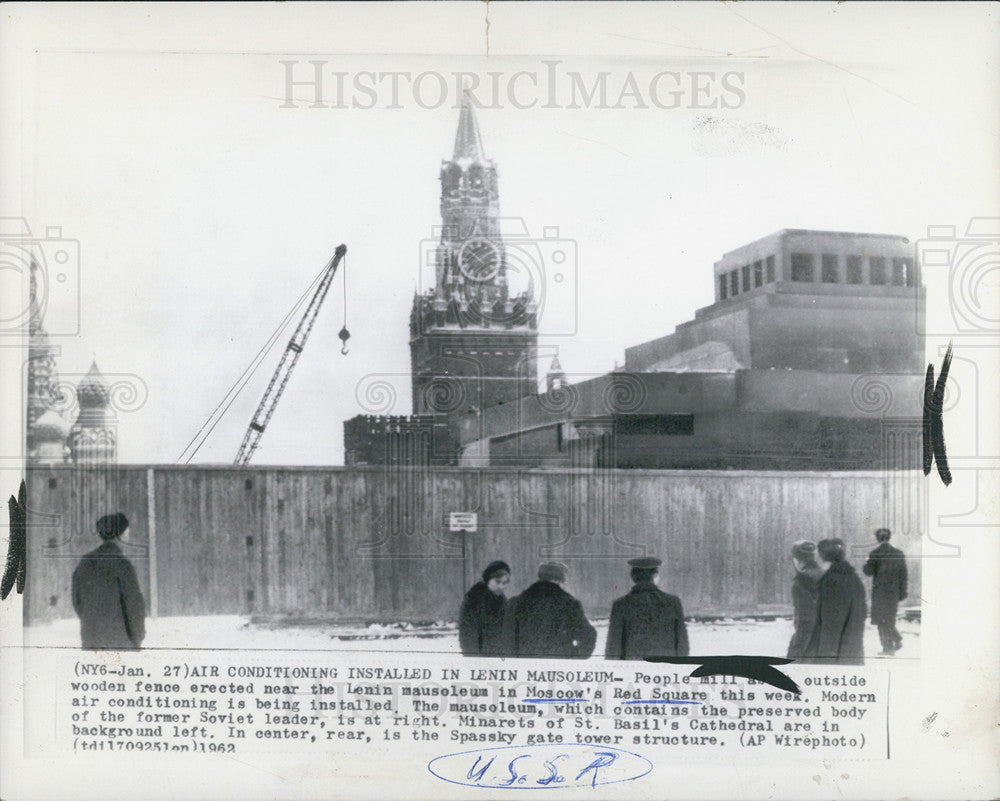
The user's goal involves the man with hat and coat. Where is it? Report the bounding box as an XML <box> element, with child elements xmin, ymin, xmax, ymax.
<box><xmin>501</xmin><ymin>562</ymin><xmax>596</xmax><ymax>659</ymax></box>
<box><xmin>71</xmin><ymin>512</ymin><xmax>146</xmax><ymax>651</ymax></box>
<box><xmin>862</xmin><ymin>528</ymin><xmax>908</xmax><ymax>655</ymax></box>
<box><xmin>605</xmin><ymin>557</ymin><xmax>689</xmax><ymax>660</ymax></box>
<box><xmin>804</xmin><ymin>538</ymin><xmax>867</xmax><ymax>665</ymax></box>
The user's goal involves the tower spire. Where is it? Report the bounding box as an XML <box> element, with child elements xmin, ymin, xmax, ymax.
<box><xmin>453</xmin><ymin>90</ymin><xmax>486</xmax><ymax>162</ymax></box>
<box><xmin>28</xmin><ymin>257</ymin><xmax>43</xmax><ymax>334</ymax></box>
<box><xmin>26</xmin><ymin>256</ymin><xmax>62</xmax><ymax>452</ymax></box>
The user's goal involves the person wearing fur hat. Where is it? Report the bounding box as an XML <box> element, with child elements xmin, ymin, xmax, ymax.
<box><xmin>459</xmin><ymin>560</ymin><xmax>511</xmax><ymax>656</ymax></box>
<box><xmin>501</xmin><ymin>562</ymin><xmax>596</xmax><ymax>659</ymax></box>
<box><xmin>606</xmin><ymin>557</ymin><xmax>689</xmax><ymax>660</ymax></box>
<box><xmin>71</xmin><ymin>512</ymin><xmax>146</xmax><ymax>651</ymax></box>
<box><xmin>786</xmin><ymin>540</ymin><xmax>825</xmax><ymax>659</ymax></box>
<box><xmin>804</xmin><ymin>538</ymin><xmax>867</xmax><ymax>665</ymax></box>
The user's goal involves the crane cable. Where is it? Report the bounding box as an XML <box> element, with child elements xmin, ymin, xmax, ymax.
<box><xmin>176</xmin><ymin>262</ymin><xmax>328</xmax><ymax>463</ymax></box>
<box><xmin>338</xmin><ymin>254</ymin><xmax>351</xmax><ymax>354</ymax></box>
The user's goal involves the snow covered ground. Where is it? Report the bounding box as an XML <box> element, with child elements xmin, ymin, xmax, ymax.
<box><xmin>24</xmin><ymin>614</ymin><xmax>920</xmax><ymax>660</ymax></box>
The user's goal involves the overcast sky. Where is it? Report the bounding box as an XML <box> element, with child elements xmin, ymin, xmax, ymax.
<box><xmin>3</xmin><ymin>3</ymin><xmax>998</xmax><ymax>465</ymax></box>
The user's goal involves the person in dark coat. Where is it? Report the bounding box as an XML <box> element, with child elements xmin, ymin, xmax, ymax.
<box><xmin>786</xmin><ymin>540</ymin><xmax>825</xmax><ymax>659</ymax></box>
<box><xmin>804</xmin><ymin>539</ymin><xmax>867</xmax><ymax>665</ymax></box>
<box><xmin>606</xmin><ymin>557</ymin><xmax>689</xmax><ymax>660</ymax></box>
<box><xmin>862</xmin><ymin>528</ymin><xmax>908</xmax><ymax>655</ymax></box>
<box><xmin>459</xmin><ymin>560</ymin><xmax>510</xmax><ymax>656</ymax></box>
<box><xmin>71</xmin><ymin>513</ymin><xmax>146</xmax><ymax>651</ymax></box>
<box><xmin>502</xmin><ymin>562</ymin><xmax>596</xmax><ymax>659</ymax></box>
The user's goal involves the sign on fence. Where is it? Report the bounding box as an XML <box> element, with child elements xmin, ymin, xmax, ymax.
<box><xmin>448</xmin><ymin>512</ymin><xmax>478</xmax><ymax>532</ymax></box>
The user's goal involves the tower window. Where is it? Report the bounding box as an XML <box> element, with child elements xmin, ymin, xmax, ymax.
<box><xmin>443</xmin><ymin>164</ymin><xmax>463</xmax><ymax>191</ymax></box>
<box><xmin>821</xmin><ymin>254</ymin><xmax>839</xmax><ymax>283</ymax></box>
<box><xmin>892</xmin><ymin>257</ymin><xmax>913</xmax><ymax>286</ymax></box>
<box><xmin>753</xmin><ymin>260</ymin><xmax>763</xmax><ymax>288</ymax></box>
<box><xmin>729</xmin><ymin>270</ymin><xmax>739</xmax><ymax>296</ymax></box>
<box><xmin>765</xmin><ymin>255</ymin><xmax>775</xmax><ymax>283</ymax></box>
<box><xmin>614</xmin><ymin>414</ymin><xmax>694</xmax><ymax>436</ymax></box>
<box><xmin>846</xmin><ymin>255</ymin><xmax>863</xmax><ymax>284</ymax></box>
<box><xmin>741</xmin><ymin>265</ymin><xmax>751</xmax><ymax>292</ymax></box>
<box><xmin>719</xmin><ymin>274</ymin><xmax>728</xmax><ymax>300</ymax></box>
<box><xmin>791</xmin><ymin>253</ymin><xmax>814</xmax><ymax>282</ymax></box>
<box><xmin>870</xmin><ymin>256</ymin><xmax>887</xmax><ymax>285</ymax></box>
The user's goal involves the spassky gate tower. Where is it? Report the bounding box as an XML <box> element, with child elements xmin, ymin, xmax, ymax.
<box><xmin>409</xmin><ymin>92</ymin><xmax>539</xmax><ymax>417</ymax></box>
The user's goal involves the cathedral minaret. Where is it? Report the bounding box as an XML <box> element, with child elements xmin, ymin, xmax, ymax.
<box><xmin>69</xmin><ymin>360</ymin><xmax>117</xmax><ymax>464</ymax></box>
<box><xmin>409</xmin><ymin>92</ymin><xmax>538</xmax><ymax>416</ymax></box>
<box><xmin>26</xmin><ymin>259</ymin><xmax>68</xmax><ymax>463</ymax></box>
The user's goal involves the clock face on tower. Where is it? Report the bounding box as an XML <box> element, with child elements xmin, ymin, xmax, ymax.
<box><xmin>458</xmin><ymin>239</ymin><xmax>501</xmax><ymax>282</ymax></box>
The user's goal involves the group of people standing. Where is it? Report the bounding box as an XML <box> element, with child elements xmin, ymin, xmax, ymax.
<box><xmin>461</xmin><ymin>528</ymin><xmax>908</xmax><ymax>664</ymax></box>
<box><xmin>459</xmin><ymin>557</ymin><xmax>690</xmax><ymax>660</ymax></box>
<box><xmin>70</xmin><ymin>510</ymin><xmax>906</xmax><ymax>665</ymax></box>
<box><xmin>787</xmin><ymin>528</ymin><xmax>909</xmax><ymax>664</ymax></box>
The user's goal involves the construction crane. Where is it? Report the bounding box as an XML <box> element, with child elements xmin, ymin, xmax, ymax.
<box><xmin>234</xmin><ymin>244</ymin><xmax>348</xmax><ymax>466</ymax></box>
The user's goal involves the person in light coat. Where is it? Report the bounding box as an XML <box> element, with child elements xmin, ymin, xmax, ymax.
<box><xmin>786</xmin><ymin>540</ymin><xmax>825</xmax><ymax>659</ymax></box>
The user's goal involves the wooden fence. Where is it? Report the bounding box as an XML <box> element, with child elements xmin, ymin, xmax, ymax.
<box><xmin>25</xmin><ymin>465</ymin><xmax>922</xmax><ymax>625</ymax></box>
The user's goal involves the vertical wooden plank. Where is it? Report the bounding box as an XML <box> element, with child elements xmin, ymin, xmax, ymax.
<box><xmin>246</xmin><ymin>469</ymin><xmax>262</xmax><ymax>614</ymax></box>
<box><xmin>260</xmin><ymin>470</ymin><xmax>273</xmax><ymax>615</ymax></box>
<box><xmin>146</xmin><ymin>468</ymin><xmax>157</xmax><ymax>618</ymax></box>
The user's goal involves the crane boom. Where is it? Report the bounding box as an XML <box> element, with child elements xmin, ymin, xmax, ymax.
<box><xmin>234</xmin><ymin>244</ymin><xmax>347</xmax><ymax>466</ymax></box>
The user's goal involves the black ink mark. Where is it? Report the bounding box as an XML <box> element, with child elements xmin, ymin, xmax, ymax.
<box><xmin>645</xmin><ymin>655</ymin><xmax>800</xmax><ymax>694</ymax></box>
<box><xmin>923</xmin><ymin>340</ymin><xmax>953</xmax><ymax>486</ymax></box>
<box><xmin>1</xmin><ymin>479</ymin><xmax>27</xmax><ymax>599</ymax></box>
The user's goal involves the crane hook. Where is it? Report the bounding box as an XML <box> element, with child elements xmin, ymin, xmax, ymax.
<box><xmin>338</xmin><ymin>326</ymin><xmax>351</xmax><ymax>355</ymax></box>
